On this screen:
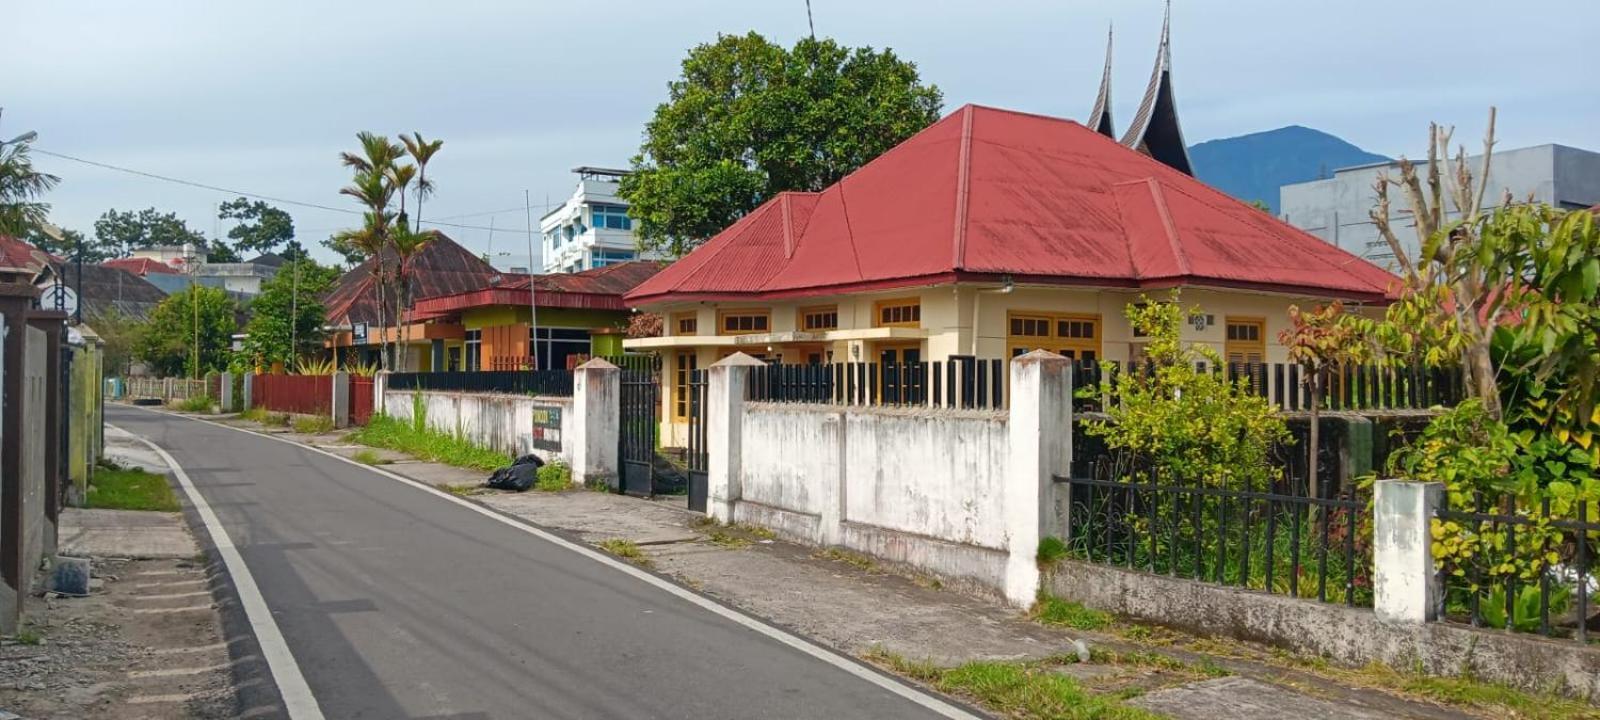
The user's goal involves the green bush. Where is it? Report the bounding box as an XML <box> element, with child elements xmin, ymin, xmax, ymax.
<box><xmin>349</xmin><ymin>414</ymin><xmax>509</xmax><ymax>471</ymax></box>
<box><xmin>292</xmin><ymin>415</ymin><xmax>334</xmax><ymax>434</ymax></box>
<box><xmin>175</xmin><ymin>395</ymin><xmax>214</xmax><ymax>413</ymax></box>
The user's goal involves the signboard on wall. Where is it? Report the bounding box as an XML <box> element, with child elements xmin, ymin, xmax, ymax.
<box><xmin>529</xmin><ymin>405</ymin><xmax>562</xmax><ymax>451</ymax></box>
<box><xmin>352</xmin><ymin>322</ymin><xmax>369</xmax><ymax>344</ymax></box>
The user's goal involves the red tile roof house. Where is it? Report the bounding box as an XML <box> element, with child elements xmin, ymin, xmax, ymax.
<box><xmin>622</xmin><ymin>104</ymin><xmax>1399</xmax><ymax>440</ymax></box>
<box><xmin>101</xmin><ymin>257</ymin><xmax>182</xmax><ymax>277</ymax></box>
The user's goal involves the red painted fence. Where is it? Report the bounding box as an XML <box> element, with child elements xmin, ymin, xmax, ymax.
<box><xmin>349</xmin><ymin>376</ymin><xmax>374</xmax><ymax>425</ymax></box>
<box><xmin>253</xmin><ymin>374</ymin><xmax>332</xmax><ymax>416</ymax></box>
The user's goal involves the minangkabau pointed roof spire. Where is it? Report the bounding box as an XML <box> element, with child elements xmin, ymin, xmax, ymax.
<box><xmin>1120</xmin><ymin>0</ymin><xmax>1194</xmax><ymax>176</ymax></box>
<box><xmin>1086</xmin><ymin>25</ymin><xmax>1116</xmax><ymax>139</ymax></box>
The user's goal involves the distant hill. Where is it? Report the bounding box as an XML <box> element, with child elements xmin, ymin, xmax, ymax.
<box><xmin>1189</xmin><ymin>126</ymin><xmax>1389</xmax><ymax>214</ymax></box>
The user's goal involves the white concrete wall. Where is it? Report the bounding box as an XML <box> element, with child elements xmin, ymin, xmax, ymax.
<box><xmin>383</xmin><ymin>389</ymin><xmax>575</xmax><ymax>467</ymax></box>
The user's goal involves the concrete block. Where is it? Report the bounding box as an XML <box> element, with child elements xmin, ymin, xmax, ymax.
<box><xmin>1374</xmin><ymin>479</ymin><xmax>1442</xmax><ymax>624</ymax></box>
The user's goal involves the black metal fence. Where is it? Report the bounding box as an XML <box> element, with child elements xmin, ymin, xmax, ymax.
<box><xmin>1435</xmin><ymin>494</ymin><xmax>1596</xmax><ymax>642</ymax></box>
<box><xmin>387</xmin><ymin>369</ymin><xmax>575</xmax><ymax>397</ymax></box>
<box><xmin>685</xmin><ymin>368</ymin><xmax>709</xmax><ymax>513</ymax></box>
<box><xmin>747</xmin><ymin>357</ymin><xmax>1008</xmax><ymax>410</ymax></box>
<box><xmin>1059</xmin><ymin>475</ymin><xmax>1372</xmax><ymax>607</ymax></box>
<box><xmin>1070</xmin><ymin>360</ymin><xmax>1465</xmax><ymax>414</ymax></box>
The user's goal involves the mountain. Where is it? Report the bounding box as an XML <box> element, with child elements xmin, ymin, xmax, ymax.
<box><xmin>1188</xmin><ymin>126</ymin><xmax>1389</xmax><ymax>214</ymax></box>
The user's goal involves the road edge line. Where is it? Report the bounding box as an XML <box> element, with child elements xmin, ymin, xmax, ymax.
<box><xmin>111</xmin><ymin>422</ymin><xmax>327</xmax><ymax>720</ymax></box>
<box><xmin>119</xmin><ymin>406</ymin><xmax>983</xmax><ymax>720</ymax></box>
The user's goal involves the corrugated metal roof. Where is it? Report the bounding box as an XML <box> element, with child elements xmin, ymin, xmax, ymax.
<box><xmin>102</xmin><ymin>257</ymin><xmax>182</xmax><ymax>276</ymax></box>
<box><xmin>322</xmin><ymin>233</ymin><xmax>501</xmax><ymax>324</ymax></box>
<box><xmin>626</xmin><ymin>104</ymin><xmax>1399</xmax><ymax>305</ymax></box>
<box><xmin>412</xmin><ymin>261</ymin><xmax>665</xmax><ymax>315</ymax></box>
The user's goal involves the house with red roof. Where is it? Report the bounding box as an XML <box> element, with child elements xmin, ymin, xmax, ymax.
<box><xmin>101</xmin><ymin>256</ymin><xmax>182</xmax><ymax>278</ymax></box>
<box><xmin>622</xmin><ymin>104</ymin><xmax>1398</xmax><ymax>434</ymax></box>
<box><xmin>408</xmin><ymin>260</ymin><xmax>663</xmax><ymax>371</ymax></box>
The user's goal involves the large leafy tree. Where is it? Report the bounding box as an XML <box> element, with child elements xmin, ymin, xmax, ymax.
<box><xmin>93</xmin><ymin>207</ymin><xmax>210</xmax><ymax>259</ymax></box>
<box><xmin>219</xmin><ymin>197</ymin><xmax>301</xmax><ymax>259</ymax></box>
<box><xmin>0</xmin><ymin>118</ymin><xmax>58</xmax><ymax>237</ymax></box>
<box><xmin>238</xmin><ymin>258</ymin><xmax>341</xmax><ymax>368</ymax></box>
<box><xmin>136</xmin><ymin>285</ymin><xmax>237</xmax><ymax>378</ymax></box>
<box><xmin>619</xmin><ymin>33</ymin><xmax>942</xmax><ymax>255</ymax></box>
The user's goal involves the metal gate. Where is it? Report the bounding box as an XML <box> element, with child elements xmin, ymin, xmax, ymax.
<box><xmin>685</xmin><ymin>368</ymin><xmax>708</xmax><ymax>513</ymax></box>
<box><xmin>618</xmin><ymin>362</ymin><xmax>659</xmax><ymax>497</ymax></box>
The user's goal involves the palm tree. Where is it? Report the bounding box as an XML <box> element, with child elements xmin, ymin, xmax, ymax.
<box><xmin>0</xmin><ymin>119</ymin><xmax>59</xmax><ymax>237</ymax></box>
<box><xmin>401</xmin><ymin>133</ymin><xmax>443</xmax><ymax>232</ymax></box>
<box><xmin>337</xmin><ymin>133</ymin><xmax>402</xmax><ymax>368</ymax></box>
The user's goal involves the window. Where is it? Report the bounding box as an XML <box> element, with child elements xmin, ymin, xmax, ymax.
<box><xmin>530</xmin><ymin>327</ymin><xmax>592</xmax><ymax>371</ymax></box>
<box><xmin>592</xmin><ymin>249</ymin><xmax>635</xmax><ymax>267</ymax></box>
<box><xmin>875</xmin><ymin>298</ymin><xmax>921</xmax><ymax>328</ymax></box>
<box><xmin>718</xmin><ymin>310</ymin><xmax>770</xmax><ymax>335</ymax></box>
<box><xmin>1224</xmin><ymin>318</ymin><xmax>1266</xmax><ymax>366</ymax></box>
<box><xmin>1006</xmin><ymin>311</ymin><xmax>1101</xmax><ymax>361</ymax></box>
<box><xmin>674</xmin><ymin>352</ymin><xmax>698</xmax><ymax>419</ymax></box>
<box><xmin>590</xmin><ymin>203</ymin><xmax>633</xmax><ymax>231</ymax></box>
<box><xmin>464</xmin><ymin>329</ymin><xmax>482</xmax><ymax>371</ymax></box>
<box><xmin>798</xmin><ymin>305</ymin><xmax>838</xmax><ymax>332</ymax></box>
<box><xmin>562</xmin><ymin>225</ymin><xmax>576</xmax><ymax>242</ymax></box>
<box><xmin>674</xmin><ymin>312</ymin><xmax>698</xmax><ymax>336</ymax></box>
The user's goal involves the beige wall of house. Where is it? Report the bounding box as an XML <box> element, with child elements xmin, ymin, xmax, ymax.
<box><xmin>629</xmin><ymin>283</ymin><xmax>1376</xmax><ymax>446</ymax></box>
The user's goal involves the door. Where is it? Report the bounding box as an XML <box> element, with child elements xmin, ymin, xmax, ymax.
<box><xmin>1225</xmin><ymin>317</ymin><xmax>1267</xmax><ymax>391</ymax></box>
<box><xmin>877</xmin><ymin>342</ymin><xmax>922</xmax><ymax>404</ymax></box>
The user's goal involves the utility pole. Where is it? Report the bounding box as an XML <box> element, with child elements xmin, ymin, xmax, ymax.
<box><xmin>525</xmin><ymin>189</ymin><xmax>538</xmax><ymax>371</ymax></box>
<box><xmin>805</xmin><ymin>0</ymin><xmax>816</xmax><ymax>39</ymax></box>
<box><xmin>187</xmin><ymin>244</ymin><xmax>199</xmax><ymax>379</ymax></box>
<box><xmin>289</xmin><ymin>259</ymin><xmax>299</xmax><ymax>366</ymax></box>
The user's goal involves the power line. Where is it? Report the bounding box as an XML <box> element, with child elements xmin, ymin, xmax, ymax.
<box><xmin>32</xmin><ymin>147</ymin><xmax>539</xmax><ymax>235</ymax></box>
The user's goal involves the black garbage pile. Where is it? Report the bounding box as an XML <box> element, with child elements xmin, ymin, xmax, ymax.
<box><xmin>485</xmin><ymin>454</ymin><xmax>544</xmax><ymax>492</ymax></box>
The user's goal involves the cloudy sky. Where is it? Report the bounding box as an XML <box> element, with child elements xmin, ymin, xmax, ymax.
<box><xmin>5</xmin><ymin>0</ymin><xmax>1594</xmax><ymax>269</ymax></box>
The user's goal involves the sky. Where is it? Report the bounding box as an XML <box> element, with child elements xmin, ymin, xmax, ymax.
<box><xmin>5</xmin><ymin>0</ymin><xmax>1595</xmax><ymax>270</ymax></box>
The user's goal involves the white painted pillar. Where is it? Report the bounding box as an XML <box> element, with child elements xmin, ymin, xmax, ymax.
<box><xmin>572</xmin><ymin>358</ymin><xmax>619</xmax><ymax>488</ymax></box>
<box><xmin>706</xmin><ymin>353</ymin><xmax>765</xmax><ymax>523</ymax></box>
<box><xmin>1374</xmin><ymin>479</ymin><xmax>1443</xmax><ymax>623</ymax></box>
<box><xmin>374</xmin><ymin>371</ymin><xmax>389</xmax><ymax>420</ymax></box>
<box><xmin>241</xmin><ymin>373</ymin><xmax>253</xmax><ymax>411</ymax></box>
<box><xmin>331</xmin><ymin>371</ymin><xmax>351</xmax><ymax>428</ymax></box>
<box><xmin>1004</xmin><ymin>350</ymin><xmax>1072</xmax><ymax>608</ymax></box>
<box><xmin>219</xmin><ymin>372</ymin><xmax>234</xmax><ymax>412</ymax></box>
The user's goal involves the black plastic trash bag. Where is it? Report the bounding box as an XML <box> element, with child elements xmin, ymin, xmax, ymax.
<box><xmin>485</xmin><ymin>454</ymin><xmax>544</xmax><ymax>492</ymax></box>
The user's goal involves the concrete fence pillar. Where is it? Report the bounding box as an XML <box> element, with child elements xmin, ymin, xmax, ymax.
<box><xmin>1374</xmin><ymin>479</ymin><xmax>1443</xmax><ymax>624</ymax></box>
<box><xmin>1004</xmin><ymin>350</ymin><xmax>1073</xmax><ymax>608</ymax></box>
<box><xmin>219</xmin><ymin>372</ymin><xmax>234</xmax><ymax>412</ymax></box>
<box><xmin>331</xmin><ymin>371</ymin><xmax>351</xmax><ymax>428</ymax></box>
<box><xmin>241</xmin><ymin>373</ymin><xmax>253</xmax><ymax>411</ymax></box>
<box><xmin>373</xmin><ymin>371</ymin><xmax>390</xmax><ymax>420</ymax></box>
<box><xmin>572</xmin><ymin>359</ymin><xmax>619</xmax><ymax>488</ymax></box>
<box><xmin>706</xmin><ymin>353</ymin><xmax>764</xmax><ymax>523</ymax></box>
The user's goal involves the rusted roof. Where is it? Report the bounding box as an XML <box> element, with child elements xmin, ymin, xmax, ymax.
<box><xmin>0</xmin><ymin>234</ymin><xmax>57</xmax><ymax>276</ymax></box>
<box><xmin>322</xmin><ymin>233</ymin><xmax>500</xmax><ymax>325</ymax></box>
<box><xmin>103</xmin><ymin>257</ymin><xmax>182</xmax><ymax>276</ymax></box>
<box><xmin>626</xmin><ymin>104</ymin><xmax>1399</xmax><ymax>306</ymax></box>
<box><xmin>412</xmin><ymin>261</ymin><xmax>665</xmax><ymax>315</ymax></box>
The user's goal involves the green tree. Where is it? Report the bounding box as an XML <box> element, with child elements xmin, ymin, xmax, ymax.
<box><xmin>218</xmin><ymin>197</ymin><xmax>299</xmax><ymax>258</ymax></box>
<box><xmin>136</xmin><ymin>285</ymin><xmax>237</xmax><ymax>378</ymax></box>
<box><xmin>0</xmin><ymin>116</ymin><xmax>58</xmax><ymax>236</ymax></box>
<box><xmin>90</xmin><ymin>307</ymin><xmax>147</xmax><ymax>376</ymax></box>
<box><xmin>21</xmin><ymin>225</ymin><xmax>112</xmax><ymax>263</ymax></box>
<box><xmin>400</xmin><ymin>133</ymin><xmax>443</xmax><ymax>231</ymax></box>
<box><xmin>238</xmin><ymin>259</ymin><xmax>341</xmax><ymax>368</ymax></box>
<box><xmin>1279</xmin><ymin>301</ymin><xmax>1374</xmax><ymax>499</ymax></box>
<box><xmin>619</xmin><ymin>33</ymin><xmax>942</xmax><ymax>255</ymax></box>
<box><xmin>93</xmin><ymin>207</ymin><xmax>208</xmax><ymax>259</ymax></box>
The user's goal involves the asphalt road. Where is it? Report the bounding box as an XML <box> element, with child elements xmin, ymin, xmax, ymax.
<box><xmin>109</xmin><ymin>405</ymin><xmax>964</xmax><ymax>720</ymax></box>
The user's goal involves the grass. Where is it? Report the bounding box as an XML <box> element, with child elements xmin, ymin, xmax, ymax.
<box><xmin>734</xmin><ymin>523</ymin><xmax>776</xmax><ymax>540</ymax></box>
<box><xmin>866</xmin><ymin>648</ymin><xmax>1160</xmax><ymax>720</ymax></box>
<box><xmin>1268</xmin><ymin>655</ymin><xmax>1600</xmax><ymax>720</ymax></box>
<box><xmin>174</xmin><ymin>395</ymin><xmax>214</xmax><ymax>413</ymax></box>
<box><xmin>816</xmin><ymin>547</ymin><xmax>880</xmax><ymax>573</ymax></box>
<box><xmin>347</xmin><ymin>415</ymin><xmax>510</xmax><ymax>472</ymax></box>
<box><xmin>1030</xmin><ymin>595</ymin><xmax>1113</xmax><ymax>631</ymax></box>
<box><xmin>291</xmin><ymin>415</ymin><xmax>334</xmax><ymax>434</ymax></box>
<box><xmin>241</xmin><ymin>407</ymin><xmax>290</xmax><ymax>426</ymax></box>
<box><xmin>86</xmin><ymin>464</ymin><xmax>180</xmax><ymax>512</ymax></box>
<box><xmin>1038</xmin><ymin>536</ymin><xmax>1069</xmax><ymax>566</ymax></box>
<box><xmin>12</xmin><ymin>625</ymin><xmax>42</xmax><ymax>646</ymax></box>
<box><xmin>352</xmin><ymin>449</ymin><xmax>389</xmax><ymax>466</ymax></box>
<box><xmin>598</xmin><ymin>538</ymin><xmax>653</xmax><ymax>568</ymax></box>
<box><xmin>707</xmin><ymin>530</ymin><xmax>751</xmax><ymax>549</ymax></box>
<box><xmin>535</xmin><ymin>462</ymin><xmax>572</xmax><ymax>492</ymax></box>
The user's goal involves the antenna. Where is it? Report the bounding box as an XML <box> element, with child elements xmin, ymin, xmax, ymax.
<box><xmin>805</xmin><ymin>0</ymin><xmax>815</xmax><ymax>39</ymax></box>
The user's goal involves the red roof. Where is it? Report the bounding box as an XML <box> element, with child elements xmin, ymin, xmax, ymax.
<box><xmin>626</xmin><ymin>104</ymin><xmax>1399</xmax><ymax>305</ymax></box>
<box><xmin>412</xmin><ymin>261</ymin><xmax>665</xmax><ymax>315</ymax></box>
<box><xmin>323</xmin><ymin>233</ymin><xmax>501</xmax><ymax>325</ymax></box>
<box><xmin>0</xmin><ymin>235</ymin><xmax>57</xmax><ymax>275</ymax></box>
<box><xmin>102</xmin><ymin>257</ymin><xmax>181</xmax><ymax>276</ymax></box>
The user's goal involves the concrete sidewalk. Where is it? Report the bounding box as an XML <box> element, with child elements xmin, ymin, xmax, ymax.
<box><xmin>58</xmin><ymin>508</ymin><xmax>198</xmax><ymax>559</ymax></box>
<box><xmin>264</xmin><ymin>423</ymin><xmax>1484</xmax><ymax>720</ymax></box>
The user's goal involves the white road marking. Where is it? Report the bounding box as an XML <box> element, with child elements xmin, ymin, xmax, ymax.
<box><xmin>114</xmin><ymin>423</ymin><xmax>326</xmax><ymax>720</ymax></box>
<box><xmin>116</xmin><ymin>408</ymin><xmax>982</xmax><ymax>720</ymax></box>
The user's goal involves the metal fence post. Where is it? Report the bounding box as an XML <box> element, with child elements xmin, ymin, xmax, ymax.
<box><xmin>1374</xmin><ymin>479</ymin><xmax>1443</xmax><ymax>623</ymax></box>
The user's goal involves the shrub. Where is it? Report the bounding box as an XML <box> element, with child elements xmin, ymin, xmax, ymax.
<box><xmin>292</xmin><ymin>415</ymin><xmax>335</xmax><ymax>434</ymax></box>
<box><xmin>536</xmin><ymin>462</ymin><xmax>572</xmax><ymax>492</ymax></box>
<box><xmin>175</xmin><ymin>395</ymin><xmax>214</xmax><ymax>413</ymax></box>
<box><xmin>349</xmin><ymin>414</ymin><xmax>509</xmax><ymax>471</ymax></box>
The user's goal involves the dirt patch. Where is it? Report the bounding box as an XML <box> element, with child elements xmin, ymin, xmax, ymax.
<box><xmin>0</xmin><ymin>558</ymin><xmax>235</xmax><ymax>719</ymax></box>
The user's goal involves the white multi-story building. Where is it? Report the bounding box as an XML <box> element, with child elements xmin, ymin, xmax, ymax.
<box><xmin>540</xmin><ymin>166</ymin><xmax>660</xmax><ymax>274</ymax></box>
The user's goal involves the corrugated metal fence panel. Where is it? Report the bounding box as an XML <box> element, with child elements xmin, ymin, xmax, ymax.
<box><xmin>349</xmin><ymin>376</ymin><xmax>374</xmax><ymax>425</ymax></box>
<box><xmin>253</xmin><ymin>374</ymin><xmax>333</xmax><ymax>416</ymax></box>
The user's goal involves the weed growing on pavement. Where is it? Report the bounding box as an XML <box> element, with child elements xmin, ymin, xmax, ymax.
<box><xmin>535</xmin><ymin>462</ymin><xmax>572</xmax><ymax>492</ymax></box>
<box><xmin>241</xmin><ymin>407</ymin><xmax>290</xmax><ymax>426</ymax></box>
<box><xmin>1030</xmin><ymin>595</ymin><xmax>1113</xmax><ymax>631</ymax></box>
<box><xmin>690</xmin><ymin>516</ymin><xmax>719</xmax><ymax>529</ymax></box>
<box><xmin>816</xmin><ymin>548</ymin><xmax>880</xmax><ymax>573</ymax></box>
<box><xmin>87</xmin><ymin>466</ymin><xmax>180</xmax><ymax>512</ymax></box>
<box><xmin>598</xmin><ymin>539</ymin><xmax>653</xmax><ymax>568</ymax></box>
<box><xmin>291</xmin><ymin>415</ymin><xmax>334</xmax><ymax>434</ymax></box>
<box><xmin>12</xmin><ymin>625</ymin><xmax>43</xmax><ymax>645</ymax></box>
<box><xmin>441</xmin><ymin>483</ymin><xmax>483</xmax><ymax>497</ymax></box>
<box><xmin>864</xmin><ymin>647</ymin><xmax>1160</xmax><ymax>720</ymax></box>
<box><xmin>1037</xmin><ymin>536</ymin><xmax>1069</xmax><ymax>566</ymax></box>
<box><xmin>352</xmin><ymin>449</ymin><xmax>388</xmax><ymax>465</ymax></box>
<box><xmin>707</xmin><ymin>530</ymin><xmax>751</xmax><ymax>549</ymax></box>
<box><xmin>1272</xmin><ymin>657</ymin><xmax>1598</xmax><ymax>720</ymax></box>
<box><xmin>348</xmin><ymin>415</ymin><xmax>509</xmax><ymax>471</ymax></box>
<box><xmin>174</xmin><ymin>395</ymin><xmax>214</xmax><ymax>413</ymax></box>
<box><xmin>734</xmin><ymin>523</ymin><xmax>775</xmax><ymax>540</ymax></box>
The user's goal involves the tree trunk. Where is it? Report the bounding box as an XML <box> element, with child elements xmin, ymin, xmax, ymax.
<box><xmin>1467</xmin><ymin>339</ymin><xmax>1501</xmax><ymax>419</ymax></box>
<box><xmin>1307</xmin><ymin>368</ymin><xmax>1321</xmax><ymax>501</ymax></box>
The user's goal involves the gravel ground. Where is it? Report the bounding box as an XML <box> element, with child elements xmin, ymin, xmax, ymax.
<box><xmin>0</xmin><ymin>557</ymin><xmax>235</xmax><ymax>719</ymax></box>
